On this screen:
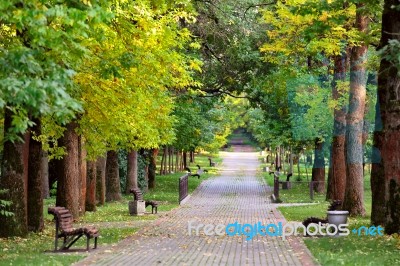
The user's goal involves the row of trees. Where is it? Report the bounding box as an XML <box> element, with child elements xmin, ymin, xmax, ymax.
<box><xmin>248</xmin><ymin>0</ymin><xmax>379</xmax><ymax>215</ymax></box>
<box><xmin>0</xmin><ymin>0</ymin><xmax>239</xmax><ymax>237</ymax></box>
<box><xmin>244</xmin><ymin>0</ymin><xmax>400</xmax><ymax>234</ymax></box>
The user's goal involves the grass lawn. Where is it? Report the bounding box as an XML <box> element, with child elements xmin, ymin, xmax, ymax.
<box><xmin>272</xmin><ymin>170</ymin><xmax>400</xmax><ymax>266</ymax></box>
<box><xmin>0</xmin><ymin>225</ymin><xmax>137</xmax><ymax>266</ymax></box>
<box><xmin>0</xmin><ymin>153</ymin><xmax>219</xmax><ymax>265</ymax></box>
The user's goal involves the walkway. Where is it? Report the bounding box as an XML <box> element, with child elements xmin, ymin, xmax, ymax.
<box><xmin>76</xmin><ymin>147</ymin><xmax>316</xmax><ymax>266</ymax></box>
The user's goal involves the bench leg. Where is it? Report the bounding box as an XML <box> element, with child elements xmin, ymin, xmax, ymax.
<box><xmin>62</xmin><ymin>236</ymin><xmax>67</xmax><ymax>250</ymax></box>
<box><xmin>60</xmin><ymin>234</ymin><xmax>83</xmax><ymax>250</ymax></box>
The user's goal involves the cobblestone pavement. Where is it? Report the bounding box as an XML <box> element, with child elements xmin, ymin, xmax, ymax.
<box><xmin>75</xmin><ymin>148</ymin><xmax>316</xmax><ymax>266</ymax></box>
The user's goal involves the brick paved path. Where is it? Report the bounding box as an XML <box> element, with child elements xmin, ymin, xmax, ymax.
<box><xmin>76</xmin><ymin>148</ymin><xmax>316</xmax><ymax>266</ymax></box>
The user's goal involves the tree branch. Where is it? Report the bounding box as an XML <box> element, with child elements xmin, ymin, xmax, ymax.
<box><xmin>204</xmin><ymin>43</ymin><xmax>223</xmax><ymax>62</ymax></box>
<box><xmin>244</xmin><ymin>1</ymin><xmax>277</xmax><ymax>21</ymax></box>
<box><xmin>195</xmin><ymin>88</ymin><xmax>248</xmax><ymax>99</ymax></box>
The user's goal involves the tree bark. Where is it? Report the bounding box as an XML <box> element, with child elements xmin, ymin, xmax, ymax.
<box><xmin>327</xmin><ymin>54</ymin><xmax>348</xmax><ymax>202</ymax></box>
<box><xmin>297</xmin><ymin>153</ymin><xmax>301</xmax><ymax>180</ymax></box>
<box><xmin>190</xmin><ymin>150</ymin><xmax>194</xmax><ymax>163</ymax></box>
<box><xmin>27</xmin><ymin>118</ymin><xmax>44</xmax><ymax>232</ymax></box>
<box><xmin>56</xmin><ymin>121</ymin><xmax>80</xmax><ymax>219</ymax></box>
<box><xmin>41</xmin><ymin>152</ymin><xmax>49</xmax><ymax>199</ymax></box>
<box><xmin>289</xmin><ymin>146</ymin><xmax>293</xmax><ymax>174</ymax></box>
<box><xmin>169</xmin><ymin>147</ymin><xmax>173</xmax><ymax>173</ymax></box>
<box><xmin>96</xmin><ymin>155</ymin><xmax>107</xmax><ymax>205</ymax></box>
<box><xmin>106</xmin><ymin>150</ymin><xmax>122</xmax><ymax>201</ymax></box>
<box><xmin>343</xmin><ymin>4</ymin><xmax>368</xmax><ymax>216</ymax></box>
<box><xmin>86</xmin><ymin>160</ymin><xmax>96</xmax><ymax>212</ymax></box>
<box><xmin>312</xmin><ymin>138</ymin><xmax>325</xmax><ymax>193</ymax></box>
<box><xmin>126</xmin><ymin>150</ymin><xmax>138</xmax><ymax>193</ymax></box>
<box><xmin>0</xmin><ymin>109</ymin><xmax>29</xmax><ymax>237</ymax></box>
<box><xmin>275</xmin><ymin>147</ymin><xmax>281</xmax><ymax>170</ymax></box>
<box><xmin>182</xmin><ymin>151</ymin><xmax>187</xmax><ymax>169</ymax></box>
<box><xmin>164</xmin><ymin>146</ymin><xmax>169</xmax><ymax>174</ymax></box>
<box><xmin>160</xmin><ymin>147</ymin><xmax>166</xmax><ymax>175</ymax></box>
<box><xmin>175</xmin><ymin>150</ymin><xmax>179</xmax><ymax>172</ymax></box>
<box><xmin>148</xmin><ymin>149</ymin><xmax>158</xmax><ymax>189</ymax></box>
<box><xmin>78</xmin><ymin>136</ymin><xmax>87</xmax><ymax>216</ymax></box>
<box><xmin>371</xmin><ymin>0</ymin><xmax>400</xmax><ymax>231</ymax></box>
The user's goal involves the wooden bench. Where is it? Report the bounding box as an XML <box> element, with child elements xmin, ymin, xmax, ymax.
<box><xmin>186</xmin><ymin>165</ymin><xmax>207</xmax><ymax>179</ymax></box>
<box><xmin>129</xmin><ymin>188</ymin><xmax>158</xmax><ymax>214</ymax></box>
<box><xmin>279</xmin><ymin>173</ymin><xmax>292</xmax><ymax>189</ymax></box>
<box><xmin>48</xmin><ymin>207</ymin><xmax>99</xmax><ymax>251</ymax></box>
<box><xmin>208</xmin><ymin>158</ymin><xmax>216</xmax><ymax>167</ymax></box>
<box><xmin>270</xmin><ymin>171</ymin><xmax>292</xmax><ymax>189</ymax></box>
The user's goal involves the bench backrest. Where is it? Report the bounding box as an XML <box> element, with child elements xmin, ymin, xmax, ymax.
<box><xmin>48</xmin><ymin>207</ymin><xmax>74</xmax><ymax>233</ymax></box>
<box><xmin>129</xmin><ymin>188</ymin><xmax>143</xmax><ymax>201</ymax></box>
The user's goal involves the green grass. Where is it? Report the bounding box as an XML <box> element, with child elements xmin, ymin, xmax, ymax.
<box><xmin>275</xmin><ymin>172</ymin><xmax>400</xmax><ymax>265</ymax></box>
<box><xmin>0</xmin><ymin>153</ymin><xmax>219</xmax><ymax>265</ymax></box>
<box><xmin>279</xmin><ymin>203</ymin><xmax>329</xmax><ymax>221</ymax></box>
<box><xmin>304</xmin><ymin>235</ymin><xmax>400</xmax><ymax>266</ymax></box>
<box><xmin>0</xmin><ymin>223</ymin><xmax>137</xmax><ymax>266</ymax></box>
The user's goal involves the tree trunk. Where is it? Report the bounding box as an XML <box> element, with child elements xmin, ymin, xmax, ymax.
<box><xmin>105</xmin><ymin>150</ymin><xmax>122</xmax><ymax>201</ymax></box>
<box><xmin>41</xmin><ymin>152</ymin><xmax>49</xmax><ymax>199</ymax></box>
<box><xmin>343</xmin><ymin>4</ymin><xmax>368</xmax><ymax>216</ymax></box>
<box><xmin>169</xmin><ymin>147</ymin><xmax>173</xmax><ymax>173</ymax></box>
<box><xmin>148</xmin><ymin>149</ymin><xmax>158</xmax><ymax>189</ymax></box>
<box><xmin>56</xmin><ymin>121</ymin><xmax>80</xmax><ymax>219</ymax></box>
<box><xmin>96</xmin><ymin>155</ymin><xmax>107</xmax><ymax>205</ymax></box>
<box><xmin>164</xmin><ymin>146</ymin><xmax>169</xmax><ymax>174</ymax></box>
<box><xmin>289</xmin><ymin>146</ymin><xmax>293</xmax><ymax>174</ymax></box>
<box><xmin>180</xmin><ymin>151</ymin><xmax>184</xmax><ymax>171</ymax></box>
<box><xmin>327</xmin><ymin>54</ymin><xmax>348</xmax><ymax>202</ymax></box>
<box><xmin>305</xmin><ymin>155</ymin><xmax>309</xmax><ymax>180</ymax></box>
<box><xmin>126</xmin><ymin>150</ymin><xmax>138</xmax><ymax>193</ymax></box>
<box><xmin>275</xmin><ymin>147</ymin><xmax>281</xmax><ymax>170</ymax></box>
<box><xmin>0</xmin><ymin>109</ymin><xmax>29</xmax><ymax>237</ymax></box>
<box><xmin>86</xmin><ymin>160</ymin><xmax>96</xmax><ymax>212</ymax></box>
<box><xmin>27</xmin><ymin>118</ymin><xmax>44</xmax><ymax>232</ymax></box>
<box><xmin>78</xmin><ymin>137</ymin><xmax>87</xmax><ymax>216</ymax></box>
<box><xmin>159</xmin><ymin>147</ymin><xmax>164</xmax><ymax>175</ymax></box>
<box><xmin>190</xmin><ymin>150</ymin><xmax>194</xmax><ymax>163</ymax></box>
<box><xmin>371</xmin><ymin>0</ymin><xmax>400</xmax><ymax>231</ymax></box>
<box><xmin>175</xmin><ymin>150</ymin><xmax>179</xmax><ymax>172</ymax></box>
<box><xmin>182</xmin><ymin>151</ymin><xmax>187</xmax><ymax>169</ymax></box>
<box><xmin>312</xmin><ymin>138</ymin><xmax>325</xmax><ymax>193</ymax></box>
<box><xmin>297</xmin><ymin>153</ymin><xmax>301</xmax><ymax>180</ymax></box>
